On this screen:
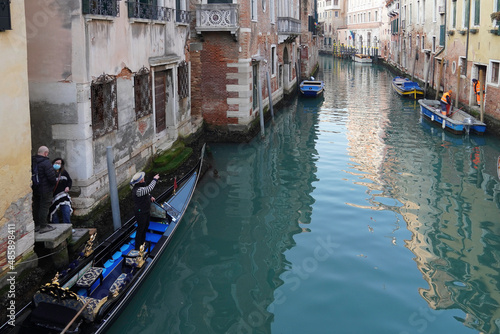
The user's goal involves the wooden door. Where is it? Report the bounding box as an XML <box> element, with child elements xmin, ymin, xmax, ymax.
<box><xmin>154</xmin><ymin>71</ymin><xmax>167</xmax><ymax>133</ymax></box>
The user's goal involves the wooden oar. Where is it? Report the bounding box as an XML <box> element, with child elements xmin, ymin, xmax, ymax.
<box><xmin>60</xmin><ymin>299</ymin><xmax>91</xmax><ymax>334</ymax></box>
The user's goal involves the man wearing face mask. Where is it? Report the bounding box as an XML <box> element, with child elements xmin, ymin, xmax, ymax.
<box><xmin>49</xmin><ymin>158</ymin><xmax>73</xmax><ymax>225</ymax></box>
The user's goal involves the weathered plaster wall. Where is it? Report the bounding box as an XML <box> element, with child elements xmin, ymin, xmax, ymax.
<box><xmin>25</xmin><ymin>0</ymin><xmax>196</xmax><ymax>215</ymax></box>
<box><xmin>0</xmin><ymin>0</ymin><xmax>36</xmax><ymax>283</ymax></box>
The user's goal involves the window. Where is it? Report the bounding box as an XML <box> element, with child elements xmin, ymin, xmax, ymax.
<box><xmin>490</xmin><ymin>61</ymin><xmax>499</xmax><ymax>85</ymax></box>
<box><xmin>409</xmin><ymin>4</ymin><xmax>412</xmax><ymax>24</ymax></box>
<box><xmin>375</xmin><ymin>10</ymin><xmax>378</xmax><ymax>21</ymax></box>
<box><xmin>472</xmin><ymin>0</ymin><xmax>480</xmax><ymax>26</ymax></box>
<box><xmin>177</xmin><ymin>61</ymin><xmax>189</xmax><ymax>99</ymax></box>
<box><xmin>452</xmin><ymin>1</ymin><xmax>456</xmax><ymax>28</ymax></box>
<box><xmin>433</xmin><ymin>0</ymin><xmax>437</xmax><ymax>21</ymax></box>
<box><xmin>91</xmin><ymin>74</ymin><xmax>118</xmax><ymax>139</ymax></box>
<box><xmin>494</xmin><ymin>0</ymin><xmax>500</xmax><ymax>26</ymax></box>
<box><xmin>335</xmin><ymin>11</ymin><xmax>339</xmax><ymax>17</ymax></box>
<box><xmin>271</xmin><ymin>46</ymin><xmax>276</xmax><ymax>76</ymax></box>
<box><xmin>0</xmin><ymin>0</ymin><xmax>12</xmax><ymax>31</ymax></box>
<box><xmin>270</xmin><ymin>0</ymin><xmax>274</xmax><ymax>23</ymax></box>
<box><xmin>251</xmin><ymin>0</ymin><xmax>257</xmax><ymax>20</ymax></box>
<box><xmin>432</xmin><ymin>36</ymin><xmax>436</xmax><ymax>52</ymax></box>
<box><xmin>459</xmin><ymin>56</ymin><xmax>467</xmax><ymax>75</ymax></box>
<box><xmin>83</xmin><ymin>0</ymin><xmax>120</xmax><ymax>16</ymax></box>
<box><xmin>463</xmin><ymin>0</ymin><xmax>470</xmax><ymax>28</ymax></box>
<box><xmin>134</xmin><ymin>67</ymin><xmax>152</xmax><ymax>120</ymax></box>
<box><xmin>417</xmin><ymin>0</ymin><xmax>420</xmax><ymax>24</ymax></box>
<box><xmin>176</xmin><ymin>0</ymin><xmax>189</xmax><ymax>23</ymax></box>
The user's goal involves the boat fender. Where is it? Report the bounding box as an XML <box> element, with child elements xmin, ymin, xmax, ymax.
<box><xmin>431</xmin><ymin>115</ymin><xmax>434</xmax><ymax>121</ymax></box>
<box><xmin>442</xmin><ymin>120</ymin><xmax>446</xmax><ymax>129</ymax></box>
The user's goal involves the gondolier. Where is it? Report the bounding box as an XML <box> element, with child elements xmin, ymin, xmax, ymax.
<box><xmin>131</xmin><ymin>172</ymin><xmax>160</xmax><ymax>250</ymax></box>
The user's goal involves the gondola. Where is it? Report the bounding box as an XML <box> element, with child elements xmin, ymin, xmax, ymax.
<box><xmin>1</xmin><ymin>144</ymin><xmax>205</xmax><ymax>334</ymax></box>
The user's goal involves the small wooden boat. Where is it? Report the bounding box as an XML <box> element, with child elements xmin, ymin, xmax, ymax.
<box><xmin>299</xmin><ymin>78</ymin><xmax>325</xmax><ymax>97</ymax></box>
<box><xmin>352</xmin><ymin>54</ymin><xmax>372</xmax><ymax>63</ymax></box>
<box><xmin>418</xmin><ymin>99</ymin><xmax>486</xmax><ymax>135</ymax></box>
<box><xmin>392</xmin><ymin>76</ymin><xmax>424</xmax><ymax>99</ymax></box>
<box><xmin>1</xmin><ymin>145</ymin><xmax>205</xmax><ymax>334</ymax></box>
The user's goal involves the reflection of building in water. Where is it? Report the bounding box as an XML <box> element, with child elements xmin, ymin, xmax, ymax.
<box><xmin>147</xmin><ymin>102</ymin><xmax>321</xmax><ymax>333</ymax></box>
<box><xmin>380</xmin><ymin>131</ymin><xmax>500</xmax><ymax>333</ymax></box>
<box><xmin>344</xmin><ymin>64</ymin><xmax>391</xmax><ymax>190</ymax></box>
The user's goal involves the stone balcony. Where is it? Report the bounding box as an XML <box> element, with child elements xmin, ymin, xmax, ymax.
<box><xmin>277</xmin><ymin>17</ymin><xmax>301</xmax><ymax>43</ymax></box>
<box><xmin>195</xmin><ymin>3</ymin><xmax>238</xmax><ymax>39</ymax></box>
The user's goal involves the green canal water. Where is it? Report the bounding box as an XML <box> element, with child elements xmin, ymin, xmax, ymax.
<box><xmin>107</xmin><ymin>57</ymin><xmax>500</xmax><ymax>334</ymax></box>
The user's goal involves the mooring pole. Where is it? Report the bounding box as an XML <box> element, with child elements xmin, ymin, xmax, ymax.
<box><xmin>106</xmin><ymin>146</ymin><xmax>121</xmax><ymax>231</ymax></box>
<box><xmin>266</xmin><ymin>71</ymin><xmax>274</xmax><ymax>121</ymax></box>
<box><xmin>257</xmin><ymin>74</ymin><xmax>265</xmax><ymax>138</ymax></box>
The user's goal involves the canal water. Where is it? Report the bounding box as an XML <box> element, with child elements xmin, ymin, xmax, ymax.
<box><xmin>107</xmin><ymin>56</ymin><xmax>500</xmax><ymax>334</ymax></box>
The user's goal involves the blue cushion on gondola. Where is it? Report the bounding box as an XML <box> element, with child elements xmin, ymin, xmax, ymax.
<box><xmin>148</xmin><ymin>221</ymin><xmax>168</xmax><ymax>233</ymax></box>
<box><xmin>112</xmin><ymin>251</ymin><xmax>122</xmax><ymax>260</ymax></box>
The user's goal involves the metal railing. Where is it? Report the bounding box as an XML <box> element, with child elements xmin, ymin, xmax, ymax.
<box><xmin>176</xmin><ymin>9</ymin><xmax>190</xmax><ymax>24</ymax></box>
<box><xmin>127</xmin><ymin>1</ymin><xmax>173</xmax><ymax>21</ymax></box>
<box><xmin>82</xmin><ymin>0</ymin><xmax>120</xmax><ymax>17</ymax></box>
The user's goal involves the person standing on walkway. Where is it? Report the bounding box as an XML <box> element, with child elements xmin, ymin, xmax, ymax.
<box><xmin>130</xmin><ymin>172</ymin><xmax>160</xmax><ymax>250</ymax></box>
<box><xmin>472</xmin><ymin>79</ymin><xmax>485</xmax><ymax>107</ymax></box>
<box><xmin>440</xmin><ymin>90</ymin><xmax>452</xmax><ymax>116</ymax></box>
<box><xmin>49</xmin><ymin>158</ymin><xmax>73</xmax><ymax>224</ymax></box>
<box><xmin>32</xmin><ymin>146</ymin><xmax>57</xmax><ymax>233</ymax></box>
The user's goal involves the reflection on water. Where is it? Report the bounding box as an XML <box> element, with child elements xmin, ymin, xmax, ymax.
<box><xmin>108</xmin><ymin>56</ymin><xmax>500</xmax><ymax>334</ymax></box>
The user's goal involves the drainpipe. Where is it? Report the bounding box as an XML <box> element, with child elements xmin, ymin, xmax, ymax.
<box><xmin>464</xmin><ymin>0</ymin><xmax>471</xmax><ymax>78</ymax></box>
<box><xmin>432</xmin><ymin>2</ymin><xmax>447</xmax><ymax>100</ymax></box>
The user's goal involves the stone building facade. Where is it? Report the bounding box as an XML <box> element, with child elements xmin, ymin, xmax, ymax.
<box><xmin>190</xmin><ymin>0</ymin><xmax>318</xmax><ymax>135</ymax></box>
<box><xmin>25</xmin><ymin>0</ymin><xmax>199</xmax><ymax>216</ymax></box>
<box><xmin>0</xmin><ymin>0</ymin><xmax>38</xmax><ymax>286</ymax></box>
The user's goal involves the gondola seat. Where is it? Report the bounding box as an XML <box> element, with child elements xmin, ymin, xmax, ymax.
<box><xmin>33</xmin><ymin>290</ymin><xmax>107</xmax><ymax>322</ymax></box>
<box><xmin>109</xmin><ymin>273</ymin><xmax>130</xmax><ymax>298</ymax></box>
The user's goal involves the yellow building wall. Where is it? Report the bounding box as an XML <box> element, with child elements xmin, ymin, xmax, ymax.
<box><xmin>0</xmin><ymin>0</ymin><xmax>35</xmax><ymax>281</ymax></box>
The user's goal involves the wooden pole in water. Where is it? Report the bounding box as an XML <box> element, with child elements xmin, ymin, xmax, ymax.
<box><xmin>257</xmin><ymin>71</ymin><xmax>265</xmax><ymax>138</ymax></box>
<box><xmin>266</xmin><ymin>71</ymin><xmax>275</xmax><ymax>121</ymax></box>
<box><xmin>435</xmin><ymin>58</ymin><xmax>444</xmax><ymax>100</ymax></box>
<box><xmin>455</xmin><ymin>65</ymin><xmax>461</xmax><ymax>108</ymax></box>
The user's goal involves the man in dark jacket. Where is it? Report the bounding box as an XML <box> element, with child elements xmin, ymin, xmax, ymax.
<box><xmin>130</xmin><ymin>172</ymin><xmax>160</xmax><ymax>250</ymax></box>
<box><xmin>32</xmin><ymin>146</ymin><xmax>57</xmax><ymax>233</ymax></box>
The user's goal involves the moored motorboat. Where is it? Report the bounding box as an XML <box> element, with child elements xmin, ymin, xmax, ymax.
<box><xmin>299</xmin><ymin>78</ymin><xmax>325</xmax><ymax>97</ymax></box>
<box><xmin>0</xmin><ymin>145</ymin><xmax>205</xmax><ymax>334</ymax></box>
<box><xmin>418</xmin><ymin>99</ymin><xmax>486</xmax><ymax>135</ymax></box>
<box><xmin>392</xmin><ymin>76</ymin><xmax>424</xmax><ymax>99</ymax></box>
<box><xmin>352</xmin><ymin>54</ymin><xmax>372</xmax><ymax>63</ymax></box>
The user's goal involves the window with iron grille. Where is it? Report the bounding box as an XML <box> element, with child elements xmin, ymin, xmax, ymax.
<box><xmin>0</xmin><ymin>1</ymin><xmax>12</xmax><ymax>31</ymax></box>
<box><xmin>134</xmin><ymin>67</ymin><xmax>152</xmax><ymax>119</ymax></box>
<box><xmin>91</xmin><ymin>74</ymin><xmax>118</xmax><ymax>139</ymax></box>
<box><xmin>82</xmin><ymin>0</ymin><xmax>120</xmax><ymax>16</ymax></box>
<box><xmin>177</xmin><ymin>61</ymin><xmax>189</xmax><ymax>99</ymax></box>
